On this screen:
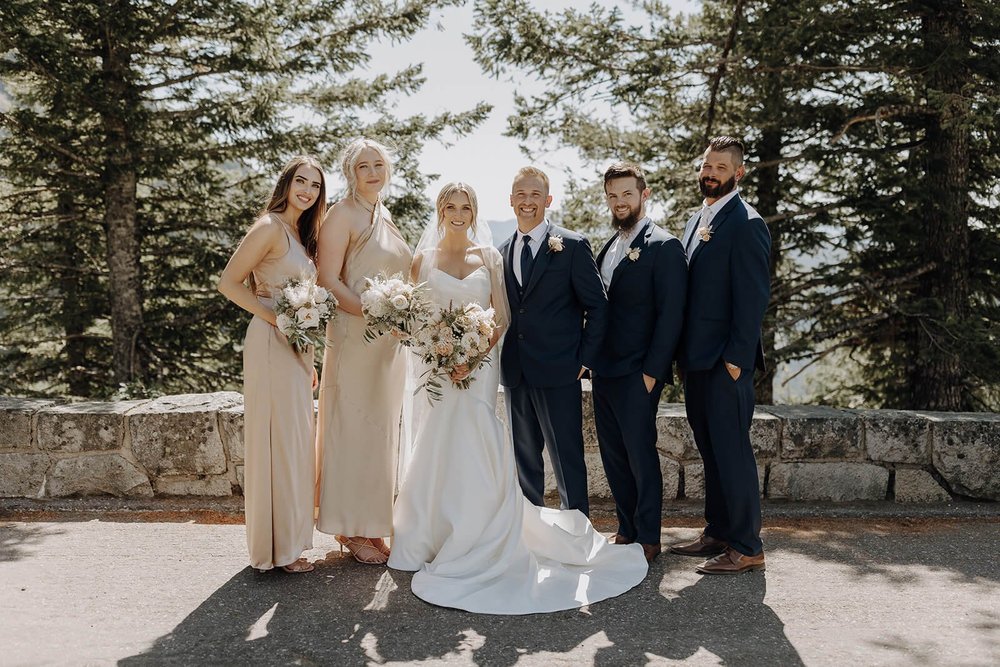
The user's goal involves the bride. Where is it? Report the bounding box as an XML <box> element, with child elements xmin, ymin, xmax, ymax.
<box><xmin>387</xmin><ymin>182</ymin><xmax>648</xmax><ymax>614</ymax></box>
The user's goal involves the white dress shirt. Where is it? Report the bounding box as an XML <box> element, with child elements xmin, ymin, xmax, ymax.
<box><xmin>683</xmin><ymin>188</ymin><xmax>740</xmax><ymax>259</ymax></box>
<box><xmin>513</xmin><ymin>220</ymin><xmax>550</xmax><ymax>286</ymax></box>
<box><xmin>601</xmin><ymin>217</ymin><xmax>649</xmax><ymax>289</ymax></box>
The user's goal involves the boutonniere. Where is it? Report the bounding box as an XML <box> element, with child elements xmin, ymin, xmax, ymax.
<box><xmin>547</xmin><ymin>235</ymin><xmax>564</xmax><ymax>253</ymax></box>
<box><xmin>697</xmin><ymin>226</ymin><xmax>713</xmax><ymax>242</ymax></box>
<box><xmin>626</xmin><ymin>247</ymin><xmax>641</xmax><ymax>262</ymax></box>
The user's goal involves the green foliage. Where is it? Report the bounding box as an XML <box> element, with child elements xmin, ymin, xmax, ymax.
<box><xmin>469</xmin><ymin>0</ymin><xmax>1000</xmax><ymax>410</ymax></box>
<box><xmin>0</xmin><ymin>0</ymin><xmax>489</xmax><ymax>398</ymax></box>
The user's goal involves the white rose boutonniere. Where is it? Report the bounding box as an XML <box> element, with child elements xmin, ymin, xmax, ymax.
<box><xmin>548</xmin><ymin>235</ymin><xmax>564</xmax><ymax>253</ymax></box>
<box><xmin>697</xmin><ymin>226</ymin><xmax>713</xmax><ymax>242</ymax></box>
<box><xmin>626</xmin><ymin>247</ymin><xmax>641</xmax><ymax>262</ymax></box>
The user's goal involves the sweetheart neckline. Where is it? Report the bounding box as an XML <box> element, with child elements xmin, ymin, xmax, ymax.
<box><xmin>432</xmin><ymin>265</ymin><xmax>488</xmax><ymax>282</ymax></box>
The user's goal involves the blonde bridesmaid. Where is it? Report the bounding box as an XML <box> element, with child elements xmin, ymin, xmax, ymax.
<box><xmin>315</xmin><ymin>138</ymin><xmax>412</xmax><ymax>564</ymax></box>
<box><xmin>218</xmin><ymin>156</ymin><xmax>326</xmax><ymax>573</ymax></box>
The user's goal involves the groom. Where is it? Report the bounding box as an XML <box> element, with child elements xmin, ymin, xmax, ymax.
<box><xmin>671</xmin><ymin>136</ymin><xmax>771</xmax><ymax>575</ymax></box>
<box><xmin>499</xmin><ymin>166</ymin><xmax>608</xmax><ymax>515</ymax></box>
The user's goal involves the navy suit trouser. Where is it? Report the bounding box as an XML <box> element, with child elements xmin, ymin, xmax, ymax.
<box><xmin>593</xmin><ymin>371</ymin><xmax>664</xmax><ymax>545</ymax></box>
<box><xmin>684</xmin><ymin>361</ymin><xmax>763</xmax><ymax>556</ymax></box>
<box><xmin>506</xmin><ymin>380</ymin><xmax>589</xmax><ymax>516</ymax></box>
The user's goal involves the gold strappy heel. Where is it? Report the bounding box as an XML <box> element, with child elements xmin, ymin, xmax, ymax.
<box><xmin>335</xmin><ymin>535</ymin><xmax>389</xmax><ymax>565</ymax></box>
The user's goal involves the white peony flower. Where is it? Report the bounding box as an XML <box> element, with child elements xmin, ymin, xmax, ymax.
<box><xmin>312</xmin><ymin>286</ymin><xmax>330</xmax><ymax>303</ymax></box>
<box><xmin>296</xmin><ymin>307</ymin><xmax>320</xmax><ymax>328</ymax></box>
<box><xmin>276</xmin><ymin>313</ymin><xmax>293</xmax><ymax>334</ymax></box>
<box><xmin>287</xmin><ymin>284</ymin><xmax>310</xmax><ymax>309</ymax></box>
<box><xmin>390</xmin><ymin>294</ymin><xmax>410</xmax><ymax>310</ymax></box>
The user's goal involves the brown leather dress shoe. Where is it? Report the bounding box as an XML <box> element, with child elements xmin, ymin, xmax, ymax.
<box><xmin>695</xmin><ymin>546</ymin><xmax>765</xmax><ymax>575</ymax></box>
<box><xmin>642</xmin><ymin>543</ymin><xmax>662</xmax><ymax>563</ymax></box>
<box><xmin>609</xmin><ymin>533</ymin><xmax>635</xmax><ymax>545</ymax></box>
<box><xmin>669</xmin><ymin>532</ymin><xmax>728</xmax><ymax>557</ymax></box>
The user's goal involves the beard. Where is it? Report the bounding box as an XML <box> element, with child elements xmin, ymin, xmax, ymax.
<box><xmin>610</xmin><ymin>204</ymin><xmax>643</xmax><ymax>232</ymax></box>
<box><xmin>699</xmin><ymin>174</ymin><xmax>737</xmax><ymax>199</ymax></box>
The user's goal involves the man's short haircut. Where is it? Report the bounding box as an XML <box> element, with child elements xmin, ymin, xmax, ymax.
<box><xmin>603</xmin><ymin>161</ymin><xmax>647</xmax><ymax>192</ymax></box>
<box><xmin>512</xmin><ymin>166</ymin><xmax>550</xmax><ymax>193</ymax></box>
<box><xmin>705</xmin><ymin>136</ymin><xmax>745</xmax><ymax>167</ymax></box>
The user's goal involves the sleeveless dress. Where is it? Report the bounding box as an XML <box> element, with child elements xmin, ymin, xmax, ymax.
<box><xmin>388</xmin><ymin>265</ymin><xmax>649</xmax><ymax>614</ymax></box>
<box><xmin>316</xmin><ymin>204</ymin><xmax>412</xmax><ymax>537</ymax></box>
<box><xmin>243</xmin><ymin>225</ymin><xmax>316</xmax><ymax>570</ymax></box>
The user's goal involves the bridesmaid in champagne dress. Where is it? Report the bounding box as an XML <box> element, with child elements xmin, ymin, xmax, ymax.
<box><xmin>316</xmin><ymin>138</ymin><xmax>412</xmax><ymax>564</ymax></box>
<box><xmin>218</xmin><ymin>156</ymin><xmax>327</xmax><ymax>573</ymax></box>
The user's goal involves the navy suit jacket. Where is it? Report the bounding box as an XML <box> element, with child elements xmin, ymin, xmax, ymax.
<box><xmin>678</xmin><ymin>194</ymin><xmax>771</xmax><ymax>372</ymax></box>
<box><xmin>593</xmin><ymin>221</ymin><xmax>688</xmax><ymax>383</ymax></box>
<box><xmin>499</xmin><ymin>224</ymin><xmax>609</xmax><ymax>389</ymax></box>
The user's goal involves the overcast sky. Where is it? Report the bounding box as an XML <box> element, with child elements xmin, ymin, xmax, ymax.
<box><xmin>366</xmin><ymin>1</ymin><xmax>697</xmax><ymax>223</ymax></box>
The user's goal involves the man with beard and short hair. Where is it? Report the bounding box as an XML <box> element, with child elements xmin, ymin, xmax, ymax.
<box><xmin>591</xmin><ymin>162</ymin><xmax>687</xmax><ymax>563</ymax></box>
<box><xmin>670</xmin><ymin>136</ymin><xmax>771</xmax><ymax>575</ymax></box>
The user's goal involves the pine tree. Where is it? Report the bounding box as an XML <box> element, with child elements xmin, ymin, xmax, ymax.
<box><xmin>0</xmin><ymin>0</ymin><xmax>488</xmax><ymax>397</ymax></box>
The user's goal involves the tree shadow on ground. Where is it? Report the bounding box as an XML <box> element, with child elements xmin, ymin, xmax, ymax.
<box><xmin>119</xmin><ymin>546</ymin><xmax>803</xmax><ymax>665</ymax></box>
<box><xmin>0</xmin><ymin>522</ymin><xmax>64</xmax><ymax>563</ymax></box>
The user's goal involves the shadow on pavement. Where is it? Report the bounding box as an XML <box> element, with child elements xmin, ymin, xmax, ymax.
<box><xmin>119</xmin><ymin>549</ymin><xmax>804</xmax><ymax>665</ymax></box>
<box><xmin>0</xmin><ymin>522</ymin><xmax>64</xmax><ymax>563</ymax></box>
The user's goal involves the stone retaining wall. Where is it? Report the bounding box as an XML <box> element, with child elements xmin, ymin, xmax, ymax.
<box><xmin>1</xmin><ymin>391</ymin><xmax>997</xmax><ymax>503</ymax></box>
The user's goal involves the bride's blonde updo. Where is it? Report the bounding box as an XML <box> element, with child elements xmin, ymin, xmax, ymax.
<box><xmin>436</xmin><ymin>182</ymin><xmax>480</xmax><ymax>237</ymax></box>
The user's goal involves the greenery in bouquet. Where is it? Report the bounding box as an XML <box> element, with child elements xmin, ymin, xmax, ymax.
<box><xmin>360</xmin><ymin>272</ymin><xmax>432</xmax><ymax>346</ymax></box>
<box><xmin>412</xmin><ymin>301</ymin><xmax>496</xmax><ymax>403</ymax></box>
<box><xmin>274</xmin><ymin>276</ymin><xmax>337</xmax><ymax>353</ymax></box>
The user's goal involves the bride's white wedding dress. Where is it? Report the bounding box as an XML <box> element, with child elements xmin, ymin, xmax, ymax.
<box><xmin>388</xmin><ymin>264</ymin><xmax>648</xmax><ymax>614</ymax></box>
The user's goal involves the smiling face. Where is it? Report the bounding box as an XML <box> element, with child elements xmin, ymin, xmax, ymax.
<box><xmin>440</xmin><ymin>190</ymin><xmax>475</xmax><ymax>238</ymax></box>
<box><xmin>699</xmin><ymin>149</ymin><xmax>744</xmax><ymax>203</ymax></box>
<box><xmin>605</xmin><ymin>176</ymin><xmax>649</xmax><ymax>232</ymax></box>
<box><xmin>510</xmin><ymin>174</ymin><xmax>552</xmax><ymax>232</ymax></box>
<box><xmin>353</xmin><ymin>147</ymin><xmax>388</xmax><ymax>199</ymax></box>
<box><xmin>284</xmin><ymin>165</ymin><xmax>324</xmax><ymax>214</ymax></box>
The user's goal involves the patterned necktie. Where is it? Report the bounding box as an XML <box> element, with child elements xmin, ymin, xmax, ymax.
<box><xmin>519</xmin><ymin>235</ymin><xmax>533</xmax><ymax>288</ymax></box>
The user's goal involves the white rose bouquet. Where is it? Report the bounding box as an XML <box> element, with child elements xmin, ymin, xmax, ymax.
<box><xmin>360</xmin><ymin>272</ymin><xmax>432</xmax><ymax>346</ymax></box>
<box><xmin>273</xmin><ymin>276</ymin><xmax>337</xmax><ymax>353</ymax></box>
<box><xmin>412</xmin><ymin>301</ymin><xmax>496</xmax><ymax>403</ymax></box>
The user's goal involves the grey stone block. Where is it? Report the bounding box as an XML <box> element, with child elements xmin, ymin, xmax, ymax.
<box><xmin>47</xmin><ymin>454</ymin><xmax>152</xmax><ymax>497</ymax></box>
<box><xmin>768</xmin><ymin>462</ymin><xmax>889</xmax><ymax>501</ymax></box>
<box><xmin>129</xmin><ymin>393</ymin><xmax>240</xmax><ymax>477</ymax></box>
<box><xmin>153</xmin><ymin>476</ymin><xmax>233</xmax><ymax>496</ymax></box>
<box><xmin>921</xmin><ymin>411</ymin><xmax>1000</xmax><ymax>501</ymax></box>
<box><xmin>219</xmin><ymin>403</ymin><xmax>245</xmax><ymax>464</ymax></box>
<box><xmin>0</xmin><ymin>397</ymin><xmax>56</xmax><ymax>450</ymax></box>
<box><xmin>860</xmin><ymin>409</ymin><xmax>932</xmax><ymax>464</ymax></box>
<box><xmin>765</xmin><ymin>405</ymin><xmax>862</xmax><ymax>460</ymax></box>
<box><xmin>0</xmin><ymin>452</ymin><xmax>50</xmax><ymax>497</ymax></box>
<box><xmin>894</xmin><ymin>469</ymin><xmax>951</xmax><ymax>503</ymax></box>
<box><xmin>683</xmin><ymin>462</ymin><xmax>765</xmax><ymax>499</ymax></box>
<box><xmin>657</xmin><ymin>404</ymin><xmax>699</xmax><ymax>460</ymax></box>
<box><xmin>36</xmin><ymin>400</ymin><xmax>147</xmax><ymax>453</ymax></box>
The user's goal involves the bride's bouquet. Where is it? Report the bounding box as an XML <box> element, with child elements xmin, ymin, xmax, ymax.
<box><xmin>412</xmin><ymin>301</ymin><xmax>497</xmax><ymax>403</ymax></box>
<box><xmin>273</xmin><ymin>276</ymin><xmax>338</xmax><ymax>353</ymax></box>
<box><xmin>360</xmin><ymin>272</ymin><xmax>432</xmax><ymax>346</ymax></box>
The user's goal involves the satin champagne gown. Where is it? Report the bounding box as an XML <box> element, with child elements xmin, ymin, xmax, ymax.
<box><xmin>243</xmin><ymin>225</ymin><xmax>316</xmax><ymax>570</ymax></box>
<box><xmin>317</xmin><ymin>204</ymin><xmax>412</xmax><ymax>537</ymax></box>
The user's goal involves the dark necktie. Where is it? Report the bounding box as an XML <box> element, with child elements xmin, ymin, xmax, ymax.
<box><xmin>519</xmin><ymin>236</ymin><xmax>533</xmax><ymax>288</ymax></box>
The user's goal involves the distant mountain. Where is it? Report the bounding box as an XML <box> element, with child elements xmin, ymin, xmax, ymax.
<box><xmin>487</xmin><ymin>218</ymin><xmax>517</xmax><ymax>247</ymax></box>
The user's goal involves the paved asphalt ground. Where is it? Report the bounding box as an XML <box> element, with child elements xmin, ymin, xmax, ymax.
<box><xmin>1</xmin><ymin>500</ymin><xmax>998</xmax><ymax>666</ymax></box>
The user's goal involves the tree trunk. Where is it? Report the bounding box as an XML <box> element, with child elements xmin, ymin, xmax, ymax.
<box><xmin>55</xmin><ymin>187</ymin><xmax>91</xmax><ymax>396</ymax></box>
<box><xmin>100</xmin><ymin>9</ymin><xmax>145</xmax><ymax>385</ymax></box>
<box><xmin>909</xmin><ymin>4</ymin><xmax>971</xmax><ymax>411</ymax></box>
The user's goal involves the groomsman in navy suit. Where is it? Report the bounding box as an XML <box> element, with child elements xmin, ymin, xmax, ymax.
<box><xmin>670</xmin><ymin>136</ymin><xmax>771</xmax><ymax>575</ymax></box>
<box><xmin>592</xmin><ymin>162</ymin><xmax>687</xmax><ymax>563</ymax></box>
<box><xmin>499</xmin><ymin>166</ymin><xmax>608</xmax><ymax>515</ymax></box>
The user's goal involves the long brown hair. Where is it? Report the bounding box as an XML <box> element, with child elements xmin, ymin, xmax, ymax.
<box><xmin>262</xmin><ymin>155</ymin><xmax>327</xmax><ymax>260</ymax></box>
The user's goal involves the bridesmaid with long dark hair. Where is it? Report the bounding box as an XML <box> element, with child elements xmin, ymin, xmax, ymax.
<box><xmin>218</xmin><ymin>156</ymin><xmax>326</xmax><ymax>573</ymax></box>
<box><xmin>315</xmin><ymin>138</ymin><xmax>412</xmax><ymax>564</ymax></box>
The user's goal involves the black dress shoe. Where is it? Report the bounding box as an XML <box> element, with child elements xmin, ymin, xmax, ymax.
<box><xmin>669</xmin><ymin>532</ymin><xmax>727</xmax><ymax>557</ymax></box>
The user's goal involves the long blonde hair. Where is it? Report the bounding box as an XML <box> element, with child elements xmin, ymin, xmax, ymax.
<box><xmin>435</xmin><ymin>182</ymin><xmax>480</xmax><ymax>237</ymax></box>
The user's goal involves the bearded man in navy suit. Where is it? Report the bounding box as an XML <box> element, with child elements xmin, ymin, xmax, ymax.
<box><xmin>499</xmin><ymin>167</ymin><xmax>608</xmax><ymax>515</ymax></box>
<box><xmin>669</xmin><ymin>136</ymin><xmax>771</xmax><ymax>575</ymax></box>
<box><xmin>592</xmin><ymin>162</ymin><xmax>687</xmax><ymax>563</ymax></box>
